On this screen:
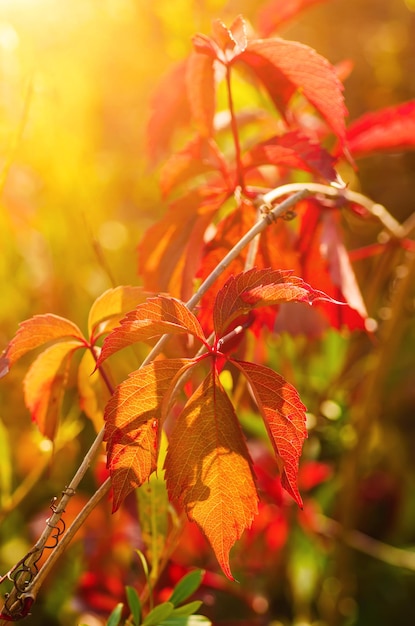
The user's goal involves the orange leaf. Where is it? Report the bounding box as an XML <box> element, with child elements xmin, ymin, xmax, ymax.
<box><xmin>23</xmin><ymin>340</ymin><xmax>83</xmax><ymax>440</ymax></box>
<box><xmin>165</xmin><ymin>371</ymin><xmax>258</xmax><ymax>579</ymax></box>
<box><xmin>236</xmin><ymin>38</ymin><xmax>347</xmax><ymax>148</ymax></box>
<box><xmin>1</xmin><ymin>314</ymin><xmax>84</xmax><ymax>375</ymax></box>
<box><xmin>232</xmin><ymin>359</ymin><xmax>307</xmax><ymax>507</ymax></box>
<box><xmin>138</xmin><ymin>188</ymin><xmax>226</xmax><ymax>298</ymax></box>
<box><xmin>87</xmin><ymin>285</ymin><xmax>147</xmax><ymax>340</ymax></box>
<box><xmin>104</xmin><ymin>359</ymin><xmax>194</xmax><ymax>512</ymax></box>
<box><xmin>98</xmin><ymin>296</ymin><xmax>207</xmax><ymax>367</ymax></box>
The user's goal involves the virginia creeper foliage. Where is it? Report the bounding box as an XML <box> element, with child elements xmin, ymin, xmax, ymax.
<box><xmin>2</xmin><ymin>4</ymin><xmax>415</xmax><ymax>620</ymax></box>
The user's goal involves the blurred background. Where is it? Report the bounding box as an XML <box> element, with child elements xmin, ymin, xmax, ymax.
<box><xmin>1</xmin><ymin>1</ymin><xmax>415</xmax><ymax>625</ymax></box>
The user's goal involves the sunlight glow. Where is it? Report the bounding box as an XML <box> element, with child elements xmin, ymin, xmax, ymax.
<box><xmin>0</xmin><ymin>22</ymin><xmax>19</xmax><ymax>50</ymax></box>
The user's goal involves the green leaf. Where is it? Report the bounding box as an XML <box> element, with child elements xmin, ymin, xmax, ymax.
<box><xmin>142</xmin><ymin>602</ymin><xmax>174</xmax><ymax>626</ymax></box>
<box><xmin>171</xmin><ymin>600</ymin><xmax>203</xmax><ymax>616</ymax></box>
<box><xmin>169</xmin><ymin>570</ymin><xmax>204</xmax><ymax>607</ymax></box>
<box><xmin>135</xmin><ymin>549</ymin><xmax>150</xmax><ymax>584</ymax></box>
<box><xmin>126</xmin><ymin>586</ymin><xmax>142</xmax><ymax>625</ymax></box>
<box><xmin>106</xmin><ymin>602</ymin><xmax>124</xmax><ymax>626</ymax></box>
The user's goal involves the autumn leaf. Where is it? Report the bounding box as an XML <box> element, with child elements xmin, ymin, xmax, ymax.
<box><xmin>138</xmin><ymin>188</ymin><xmax>227</xmax><ymax>299</ymax></box>
<box><xmin>192</xmin><ymin>16</ymin><xmax>247</xmax><ymax>64</ymax></box>
<box><xmin>159</xmin><ymin>136</ymin><xmax>230</xmax><ymax>197</ymax></box>
<box><xmin>23</xmin><ymin>340</ymin><xmax>83</xmax><ymax>440</ymax></box>
<box><xmin>297</xmin><ymin>199</ymin><xmax>367</xmax><ymax>330</ymax></box>
<box><xmin>165</xmin><ymin>370</ymin><xmax>258</xmax><ymax>579</ymax></box>
<box><xmin>196</xmin><ymin>203</ymin><xmax>300</xmax><ymax>336</ymax></box>
<box><xmin>213</xmin><ymin>267</ymin><xmax>338</xmax><ymax>339</ymax></box>
<box><xmin>236</xmin><ymin>38</ymin><xmax>347</xmax><ymax>148</ymax></box>
<box><xmin>147</xmin><ymin>60</ymin><xmax>192</xmax><ymax>163</ymax></box>
<box><xmin>186</xmin><ymin>51</ymin><xmax>217</xmax><ymax>138</ymax></box>
<box><xmin>212</xmin><ymin>15</ymin><xmax>247</xmax><ymax>57</ymax></box>
<box><xmin>318</xmin><ymin>210</ymin><xmax>368</xmax><ymax>319</ymax></box>
<box><xmin>104</xmin><ymin>359</ymin><xmax>194</xmax><ymax>512</ymax></box>
<box><xmin>241</xmin><ymin>130</ymin><xmax>339</xmax><ymax>183</ymax></box>
<box><xmin>345</xmin><ymin>101</ymin><xmax>415</xmax><ymax>159</ymax></box>
<box><xmin>1</xmin><ymin>314</ymin><xmax>85</xmax><ymax>375</ymax></box>
<box><xmin>257</xmin><ymin>0</ymin><xmax>328</xmax><ymax>36</ymax></box>
<box><xmin>97</xmin><ymin>296</ymin><xmax>207</xmax><ymax>367</ymax></box>
<box><xmin>232</xmin><ymin>359</ymin><xmax>307</xmax><ymax>507</ymax></box>
<box><xmin>87</xmin><ymin>285</ymin><xmax>147</xmax><ymax>340</ymax></box>
<box><xmin>196</xmin><ymin>203</ymin><xmax>254</xmax><ymax>335</ymax></box>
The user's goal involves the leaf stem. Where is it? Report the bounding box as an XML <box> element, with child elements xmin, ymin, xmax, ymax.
<box><xmin>262</xmin><ymin>182</ymin><xmax>405</xmax><ymax>237</ymax></box>
<box><xmin>315</xmin><ymin>514</ymin><xmax>415</xmax><ymax>571</ymax></box>
<box><xmin>0</xmin><ymin>346</ymin><xmax>115</xmax><ymax>620</ymax></box>
<box><xmin>26</xmin><ymin>478</ymin><xmax>112</xmax><ymax>600</ymax></box>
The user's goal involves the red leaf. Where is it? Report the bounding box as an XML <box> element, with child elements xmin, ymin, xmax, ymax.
<box><xmin>242</xmin><ymin>130</ymin><xmax>339</xmax><ymax>182</ymax></box>
<box><xmin>192</xmin><ymin>33</ymin><xmax>222</xmax><ymax>60</ymax></box>
<box><xmin>345</xmin><ymin>101</ymin><xmax>415</xmax><ymax>159</ymax></box>
<box><xmin>212</xmin><ymin>16</ymin><xmax>247</xmax><ymax>57</ymax></box>
<box><xmin>147</xmin><ymin>60</ymin><xmax>192</xmax><ymax>163</ymax></box>
<box><xmin>186</xmin><ymin>50</ymin><xmax>216</xmax><ymax>138</ymax></box>
<box><xmin>236</xmin><ymin>39</ymin><xmax>347</xmax><ymax>147</ymax></box>
<box><xmin>23</xmin><ymin>340</ymin><xmax>82</xmax><ymax>440</ymax></box>
<box><xmin>257</xmin><ymin>0</ymin><xmax>329</xmax><ymax>36</ymax></box>
<box><xmin>105</xmin><ymin>359</ymin><xmax>194</xmax><ymax>512</ymax></box>
<box><xmin>196</xmin><ymin>203</ymin><xmax>254</xmax><ymax>335</ymax></box>
<box><xmin>232</xmin><ymin>359</ymin><xmax>307</xmax><ymax>507</ymax></box>
<box><xmin>193</xmin><ymin>16</ymin><xmax>248</xmax><ymax>64</ymax></box>
<box><xmin>197</xmin><ymin>203</ymin><xmax>301</xmax><ymax>336</ymax></box>
<box><xmin>1</xmin><ymin>314</ymin><xmax>85</xmax><ymax>375</ymax></box>
<box><xmin>159</xmin><ymin>136</ymin><xmax>230</xmax><ymax>197</ymax></box>
<box><xmin>97</xmin><ymin>296</ymin><xmax>207</xmax><ymax>367</ymax></box>
<box><xmin>165</xmin><ymin>370</ymin><xmax>258</xmax><ymax>579</ymax></box>
<box><xmin>319</xmin><ymin>211</ymin><xmax>368</xmax><ymax>319</ymax></box>
<box><xmin>297</xmin><ymin>200</ymin><xmax>367</xmax><ymax>330</ymax></box>
<box><xmin>213</xmin><ymin>267</ymin><xmax>338</xmax><ymax>339</ymax></box>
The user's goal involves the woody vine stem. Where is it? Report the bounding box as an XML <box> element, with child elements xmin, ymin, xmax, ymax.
<box><xmin>0</xmin><ymin>182</ymin><xmax>402</xmax><ymax>622</ymax></box>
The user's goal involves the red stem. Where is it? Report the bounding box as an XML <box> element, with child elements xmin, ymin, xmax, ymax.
<box><xmin>226</xmin><ymin>65</ymin><xmax>244</xmax><ymax>191</ymax></box>
<box><xmin>89</xmin><ymin>344</ymin><xmax>115</xmax><ymax>396</ymax></box>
